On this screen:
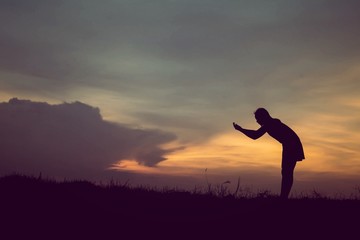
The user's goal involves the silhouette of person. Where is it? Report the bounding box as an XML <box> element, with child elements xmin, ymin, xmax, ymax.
<box><xmin>233</xmin><ymin>108</ymin><xmax>304</xmax><ymax>199</ymax></box>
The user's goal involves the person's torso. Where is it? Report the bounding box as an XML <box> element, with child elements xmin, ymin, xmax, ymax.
<box><xmin>263</xmin><ymin>118</ymin><xmax>305</xmax><ymax>160</ymax></box>
<box><xmin>264</xmin><ymin>118</ymin><xmax>300</xmax><ymax>145</ymax></box>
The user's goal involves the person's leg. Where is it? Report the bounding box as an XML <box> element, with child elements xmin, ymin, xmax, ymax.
<box><xmin>280</xmin><ymin>161</ymin><xmax>296</xmax><ymax>199</ymax></box>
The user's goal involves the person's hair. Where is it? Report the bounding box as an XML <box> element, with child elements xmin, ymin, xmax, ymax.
<box><xmin>254</xmin><ymin>108</ymin><xmax>271</xmax><ymax>119</ymax></box>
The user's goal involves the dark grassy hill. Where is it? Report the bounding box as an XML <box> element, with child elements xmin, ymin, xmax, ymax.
<box><xmin>1</xmin><ymin>174</ymin><xmax>359</xmax><ymax>239</ymax></box>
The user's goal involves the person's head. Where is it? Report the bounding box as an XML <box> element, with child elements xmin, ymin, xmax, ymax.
<box><xmin>254</xmin><ymin>108</ymin><xmax>271</xmax><ymax>126</ymax></box>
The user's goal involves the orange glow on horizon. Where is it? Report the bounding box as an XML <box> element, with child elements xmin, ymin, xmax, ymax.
<box><xmin>114</xmin><ymin>124</ymin><xmax>360</xmax><ymax>179</ymax></box>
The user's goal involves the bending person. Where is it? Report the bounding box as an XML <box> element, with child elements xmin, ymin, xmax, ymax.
<box><xmin>233</xmin><ymin>108</ymin><xmax>305</xmax><ymax>199</ymax></box>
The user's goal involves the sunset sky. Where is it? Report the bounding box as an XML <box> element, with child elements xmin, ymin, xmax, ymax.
<box><xmin>1</xmin><ymin>0</ymin><xmax>359</xmax><ymax>196</ymax></box>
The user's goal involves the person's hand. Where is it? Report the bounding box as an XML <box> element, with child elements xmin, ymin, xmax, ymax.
<box><xmin>233</xmin><ymin>122</ymin><xmax>242</xmax><ymax>131</ymax></box>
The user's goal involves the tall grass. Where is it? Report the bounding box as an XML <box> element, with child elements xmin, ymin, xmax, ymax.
<box><xmin>1</xmin><ymin>172</ymin><xmax>359</xmax><ymax>200</ymax></box>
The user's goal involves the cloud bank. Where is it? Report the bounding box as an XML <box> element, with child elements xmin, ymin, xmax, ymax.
<box><xmin>1</xmin><ymin>0</ymin><xmax>359</xmax><ymax>143</ymax></box>
<box><xmin>0</xmin><ymin>98</ymin><xmax>177</xmax><ymax>179</ymax></box>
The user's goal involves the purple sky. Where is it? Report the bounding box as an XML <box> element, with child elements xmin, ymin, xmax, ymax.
<box><xmin>0</xmin><ymin>0</ymin><xmax>360</xmax><ymax>196</ymax></box>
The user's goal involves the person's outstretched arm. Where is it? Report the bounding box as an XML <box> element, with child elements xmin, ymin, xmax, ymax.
<box><xmin>233</xmin><ymin>122</ymin><xmax>266</xmax><ymax>140</ymax></box>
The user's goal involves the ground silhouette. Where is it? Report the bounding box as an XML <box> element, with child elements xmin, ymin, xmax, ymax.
<box><xmin>1</xmin><ymin>174</ymin><xmax>359</xmax><ymax>239</ymax></box>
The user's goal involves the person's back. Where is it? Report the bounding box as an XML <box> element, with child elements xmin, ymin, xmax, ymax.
<box><xmin>264</xmin><ymin>118</ymin><xmax>297</xmax><ymax>144</ymax></box>
<box><xmin>263</xmin><ymin>118</ymin><xmax>304</xmax><ymax>162</ymax></box>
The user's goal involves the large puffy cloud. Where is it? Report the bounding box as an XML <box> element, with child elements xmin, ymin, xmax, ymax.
<box><xmin>0</xmin><ymin>98</ymin><xmax>178</xmax><ymax>179</ymax></box>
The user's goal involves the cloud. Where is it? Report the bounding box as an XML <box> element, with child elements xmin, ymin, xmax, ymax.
<box><xmin>1</xmin><ymin>0</ymin><xmax>360</xmax><ymax>189</ymax></box>
<box><xmin>2</xmin><ymin>1</ymin><xmax>359</xmax><ymax>88</ymax></box>
<box><xmin>0</xmin><ymin>98</ymin><xmax>178</xmax><ymax>179</ymax></box>
<box><xmin>1</xmin><ymin>0</ymin><xmax>359</xmax><ymax>116</ymax></box>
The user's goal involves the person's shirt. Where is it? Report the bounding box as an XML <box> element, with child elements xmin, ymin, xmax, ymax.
<box><xmin>261</xmin><ymin>118</ymin><xmax>305</xmax><ymax>161</ymax></box>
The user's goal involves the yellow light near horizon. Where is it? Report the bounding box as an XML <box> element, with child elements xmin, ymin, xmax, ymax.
<box><xmin>161</xmin><ymin>124</ymin><xmax>359</xmax><ymax>178</ymax></box>
<box><xmin>113</xmin><ymin>132</ymin><xmax>309</xmax><ymax>174</ymax></box>
<box><xmin>297</xmin><ymin>110</ymin><xmax>360</xmax><ymax>175</ymax></box>
<box><xmin>160</xmin><ymin>132</ymin><xmax>283</xmax><ymax>173</ymax></box>
<box><xmin>109</xmin><ymin>132</ymin><xmax>284</xmax><ymax>177</ymax></box>
<box><xmin>110</xmin><ymin>160</ymin><xmax>160</xmax><ymax>174</ymax></box>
